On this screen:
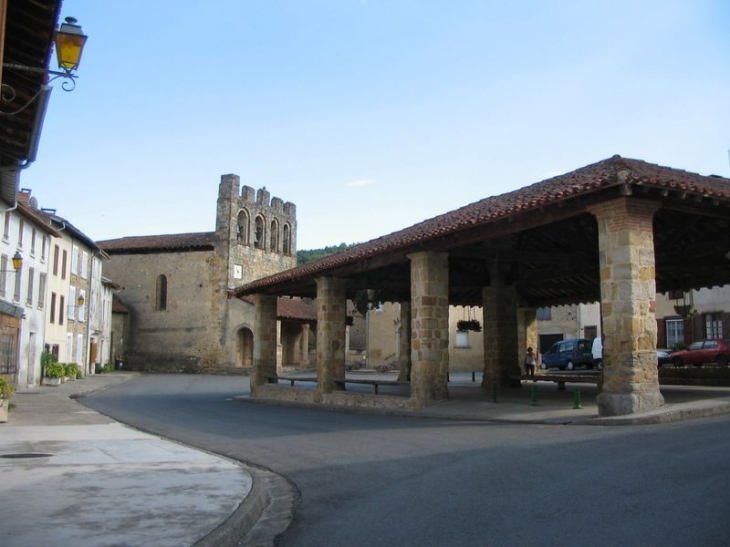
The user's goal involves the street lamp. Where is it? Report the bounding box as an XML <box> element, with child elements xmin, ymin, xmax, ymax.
<box><xmin>2</xmin><ymin>16</ymin><xmax>89</xmax><ymax>93</ymax></box>
<box><xmin>0</xmin><ymin>252</ymin><xmax>23</xmax><ymax>272</ymax></box>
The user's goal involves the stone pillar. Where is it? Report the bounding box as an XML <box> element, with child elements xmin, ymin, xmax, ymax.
<box><xmin>409</xmin><ymin>252</ymin><xmax>449</xmax><ymax>406</ymax></box>
<box><xmin>591</xmin><ymin>198</ymin><xmax>664</xmax><ymax>416</ymax></box>
<box><xmin>519</xmin><ymin>307</ymin><xmax>539</xmax><ymax>369</ymax></box>
<box><xmin>251</xmin><ymin>294</ymin><xmax>278</xmax><ymax>393</ymax></box>
<box><xmin>316</xmin><ymin>277</ymin><xmax>347</xmax><ymax>394</ymax></box>
<box><xmin>397</xmin><ymin>302</ymin><xmax>412</xmax><ymax>382</ymax></box>
<box><xmin>481</xmin><ymin>261</ymin><xmax>520</xmax><ymax>388</ymax></box>
<box><xmin>300</xmin><ymin>323</ymin><xmax>311</xmax><ymax>368</ymax></box>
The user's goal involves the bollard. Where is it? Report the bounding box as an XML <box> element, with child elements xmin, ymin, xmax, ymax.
<box><xmin>529</xmin><ymin>385</ymin><xmax>539</xmax><ymax>406</ymax></box>
<box><xmin>573</xmin><ymin>388</ymin><xmax>582</xmax><ymax>409</ymax></box>
<box><xmin>490</xmin><ymin>381</ymin><xmax>498</xmax><ymax>403</ymax></box>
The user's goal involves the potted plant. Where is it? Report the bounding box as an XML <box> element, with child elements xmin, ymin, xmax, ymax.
<box><xmin>44</xmin><ymin>362</ymin><xmax>66</xmax><ymax>386</ymax></box>
<box><xmin>65</xmin><ymin>363</ymin><xmax>80</xmax><ymax>381</ymax></box>
<box><xmin>456</xmin><ymin>319</ymin><xmax>482</xmax><ymax>332</ymax></box>
<box><xmin>0</xmin><ymin>376</ymin><xmax>15</xmax><ymax>422</ymax></box>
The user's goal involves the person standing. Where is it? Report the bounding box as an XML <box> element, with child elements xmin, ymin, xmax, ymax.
<box><xmin>525</xmin><ymin>347</ymin><xmax>537</xmax><ymax>377</ymax></box>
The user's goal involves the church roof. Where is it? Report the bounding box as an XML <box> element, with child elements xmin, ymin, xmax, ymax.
<box><xmin>98</xmin><ymin>232</ymin><xmax>216</xmax><ymax>254</ymax></box>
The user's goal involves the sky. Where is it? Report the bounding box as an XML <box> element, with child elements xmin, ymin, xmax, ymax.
<box><xmin>21</xmin><ymin>0</ymin><xmax>730</xmax><ymax>250</ymax></box>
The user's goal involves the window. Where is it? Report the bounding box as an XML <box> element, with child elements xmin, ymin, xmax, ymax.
<box><xmin>537</xmin><ymin>307</ymin><xmax>552</xmax><ymax>321</ymax></box>
<box><xmin>705</xmin><ymin>313</ymin><xmax>723</xmax><ymax>339</ymax></box>
<box><xmin>76</xmin><ymin>333</ymin><xmax>83</xmax><ymax>365</ymax></box>
<box><xmin>65</xmin><ymin>333</ymin><xmax>72</xmax><ymax>363</ymax></box>
<box><xmin>68</xmin><ymin>286</ymin><xmax>76</xmax><ymax>320</ymax></box>
<box><xmin>270</xmin><ymin>219</ymin><xmax>279</xmax><ymax>252</ymax></box>
<box><xmin>666</xmin><ymin>319</ymin><xmax>684</xmax><ymax>347</ymax></box>
<box><xmin>30</xmin><ymin>228</ymin><xmax>36</xmax><ymax>255</ymax></box>
<box><xmin>59</xmin><ymin>295</ymin><xmax>65</xmax><ymax>325</ymax></box>
<box><xmin>0</xmin><ymin>254</ymin><xmax>7</xmax><ymax>297</ymax></box>
<box><xmin>455</xmin><ymin>331</ymin><xmax>469</xmax><ymax>348</ymax></box>
<box><xmin>50</xmin><ymin>292</ymin><xmax>57</xmax><ymax>323</ymax></box>
<box><xmin>81</xmin><ymin>250</ymin><xmax>89</xmax><ymax>279</ymax></box>
<box><xmin>237</xmin><ymin>210</ymin><xmax>249</xmax><ymax>245</ymax></box>
<box><xmin>283</xmin><ymin>224</ymin><xmax>291</xmax><ymax>255</ymax></box>
<box><xmin>78</xmin><ymin>290</ymin><xmax>86</xmax><ymax>322</ymax></box>
<box><xmin>71</xmin><ymin>245</ymin><xmax>79</xmax><ymax>275</ymax></box>
<box><xmin>26</xmin><ymin>267</ymin><xmax>34</xmax><ymax>305</ymax></box>
<box><xmin>668</xmin><ymin>290</ymin><xmax>684</xmax><ymax>300</ymax></box>
<box><xmin>17</xmin><ymin>219</ymin><xmax>24</xmax><ymax>247</ymax></box>
<box><xmin>53</xmin><ymin>245</ymin><xmax>59</xmax><ymax>276</ymax></box>
<box><xmin>156</xmin><ymin>274</ymin><xmax>167</xmax><ymax>311</ymax></box>
<box><xmin>13</xmin><ymin>266</ymin><xmax>21</xmax><ymax>302</ymax></box>
<box><xmin>41</xmin><ymin>235</ymin><xmax>47</xmax><ymax>260</ymax></box>
<box><xmin>62</xmin><ymin>249</ymin><xmax>67</xmax><ymax>279</ymax></box>
<box><xmin>254</xmin><ymin>216</ymin><xmax>265</xmax><ymax>249</ymax></box>
<box><xmin>2</xmin><ymin>212</ymin><xmax>9</xmax><ymax>240</ymax></box>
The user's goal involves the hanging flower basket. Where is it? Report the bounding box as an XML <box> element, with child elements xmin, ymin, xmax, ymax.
<box><xmin>457</xmin><ymin>319</ymin><xmax>482</xmax><ymax>332</ymax></box>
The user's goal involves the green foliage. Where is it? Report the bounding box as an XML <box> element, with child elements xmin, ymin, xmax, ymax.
<box><xmin>0</xmin><ymin>376</ymin><xmax>15</xmax><ymax>399</ymax></box>
<box><xmin>103</xmin><ymin>361</ymin><xmax>114</xmax><ymax>373</ymax></box>
<box><xmin>457</xmin><ymin>319</ymin><xmax>482</xmax><ymax>332</ymax></box>
<box><xmin>41</xmin><ymin>350</ymin><xmax>57</xmax><ymax>368</ymax></box>
<box><xmin>65</xmin><ymin>363</ymin><xmax>80</xmax><ymax>379</ymax></box>
<box><xmin>45</xmin><ymin>362</ymin><xmax>66</xmax><ymax>379</ymax></box>
<box><xmin>297</xmin><ymin>243</ymin><xmax>354</xmax><ymax>265</ymax></box>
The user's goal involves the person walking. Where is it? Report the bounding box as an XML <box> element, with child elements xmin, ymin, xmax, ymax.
<box><xmin>525</xmin><ymin>347</ymin><xmax>537</xmax><ymax>378</ymax></box>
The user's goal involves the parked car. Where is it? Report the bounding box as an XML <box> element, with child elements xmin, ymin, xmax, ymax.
<box><xmin>656</xmin><ymin>348</ymin><xmax>673</xmax><ymax>367</ymax></box>
<box><xmin>541</xmin><ymin>339</ymin><xmax>595</xmax><ymax>371</ymax></box>
<box><xmin>670</xmin><ymin>339</ymin><xmax>730</xmax><ymax>367</ymax></box>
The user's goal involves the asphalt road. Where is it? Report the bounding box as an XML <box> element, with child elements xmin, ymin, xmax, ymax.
<box><xmin>82</xmin><ymin>374</ymin><xmax>730</xmax><ymax>547</ymax></box>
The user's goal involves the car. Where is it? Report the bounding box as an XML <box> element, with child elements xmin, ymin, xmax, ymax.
<box><xmin>670</xmin><ymin>339</ymin><xmax>730</xmax><ymax>368</ymax></box>
<box><xmin>541</xmin><ymin>338</ymin><xmax>595</xmax><ymax>371</ymax></box>
<box><xmin>656</xmin><ymin>348</ymin><xmax>673</xmax><ymax>366</ymax></box>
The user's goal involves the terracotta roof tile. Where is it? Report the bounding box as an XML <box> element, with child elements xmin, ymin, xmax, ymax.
<box><xmin>233</xmin><ymin>155</ymin><xmax>730</xmax><ymax>296</ymax></box>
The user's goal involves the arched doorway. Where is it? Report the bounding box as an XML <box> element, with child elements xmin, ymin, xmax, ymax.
<box><xmin>236</xmin><ymin>327</ymin><xmax>254</xmax><ymax>368</ymax></box>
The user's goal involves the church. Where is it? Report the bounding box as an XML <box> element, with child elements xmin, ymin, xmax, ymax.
<box><xmin>98</xmin><ymin>174</ymin><xmax>315</xmax><ymax>372</ymax></box>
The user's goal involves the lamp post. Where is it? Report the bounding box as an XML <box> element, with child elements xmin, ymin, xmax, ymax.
<box><xmin>2</xmin><ymin>16</ymin><xmax>89</xmax><ymax>95</ymax></box>
<box><xmin>0</xmin><ymin>252</ymin><xmax>23</xmax><ymax>273</ymax></box>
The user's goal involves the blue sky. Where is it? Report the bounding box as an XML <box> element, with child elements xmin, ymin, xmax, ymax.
<box><xmin>22</xmin><ymin>0</ymin><xmax>730</xmax><ymax>250</ymax></box>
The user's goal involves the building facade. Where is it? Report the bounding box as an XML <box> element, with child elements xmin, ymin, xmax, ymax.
<box><xmin>98</xmin><ymin>174</ymin><xmax>300</xmax><ymax>371</ymax></box>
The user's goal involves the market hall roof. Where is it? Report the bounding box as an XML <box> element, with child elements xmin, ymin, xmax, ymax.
<box><xmin>232</xmin><ymin>155</ymin><xmax>730</xmax><ymax>309</ymax></box>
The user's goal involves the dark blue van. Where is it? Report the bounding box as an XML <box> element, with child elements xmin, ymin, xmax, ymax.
<box><xmin>541</xmin><ymin>339</ymin><xmax>595</xmax><ymax>370</ymax></box>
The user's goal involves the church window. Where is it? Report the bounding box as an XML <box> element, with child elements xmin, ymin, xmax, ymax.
<box><xmin>156</xmin><ymin>274</ymin><xmax>168</xmax><ymax>311</ymax></box>
<box><xmin>283</xmin><ymin>224</ymin><xmax>291</xmax><ymax>255</ymax></box>
<box><xmin>270</xmin><ymin>219</ymin><xmax>279</xmax><ymax>252</ymax></box>
<box><xmin>237</xmin><ymin>210</ymin><xmax>249</xmax><ymax>245</ymax></box>
<box><xmin>254</xmin><ymin>216</ymin><xmax>265</xmax><ymax>249</ymax></box>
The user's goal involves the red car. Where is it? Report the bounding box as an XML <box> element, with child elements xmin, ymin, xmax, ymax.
<box><xmin>671</xmin><ymin>339</ymin><xmax>730</xmax><ymax>367</ymax></box>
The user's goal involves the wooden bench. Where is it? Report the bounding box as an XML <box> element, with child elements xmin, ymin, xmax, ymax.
<box><xmin>269</xmin><ymin>375</ymin><xmax>317</xmax><ymax>386</ymax></box>
<box><xmin>333</xmin><ymin>377</ymin><xmax>410</xmax><ymax>395</ymax></box>
<box><xmin>269</xmin><ymin>375</ymin><xmax>409</xmax><ymax>395</ymax></box>
<box><xmin>511</xmin><ymin>373</ymin><xmax>600</xmax><ymax>391</ymax></box>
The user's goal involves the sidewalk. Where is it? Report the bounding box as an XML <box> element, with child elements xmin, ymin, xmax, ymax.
<box><xmin>0</xmin><ymin>373</ymin><xmax>291</xmax><ymax>547</ymax></box>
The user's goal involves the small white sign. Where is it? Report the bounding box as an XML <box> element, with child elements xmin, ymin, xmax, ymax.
<box><xmin>234</xmin><ymin>264</ymin><xmax>243</xmax><ymax>279</ymax></box>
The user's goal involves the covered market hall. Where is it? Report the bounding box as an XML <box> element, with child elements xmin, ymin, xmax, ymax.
<box><xmin>232</xmin><ymin>155</ymin><xmax>730</xmax><ymax>416</ymax></box>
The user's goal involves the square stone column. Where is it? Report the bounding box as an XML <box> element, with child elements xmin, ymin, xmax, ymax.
<box><xmin>316</xmin><ymin>276</ymin><xmax>347</xmax><ymax>394</ymax></box>
<box><xmin>409</xmin><ymin>252</ymin><xmax>449</xmax><ymax>406</ymax></box>
<box><xmin>252</xmin><ymin>293</ymin><xmax>278</xmax><ymax>393</ymax></box>
<box><xmin>397</xmin><ymin>301</ymin><xmax>412</xmax><ymax>382</ymax></box>
<box><xmin>519</xmin><ymin>307</ymin><xmax>539</xmax><ymax>367</ymax></box>
<box><xmin>481</xmin><ymin>262</ymin><xmax>520</xmax><ymax>388</ymax></box>
<box><xmin>590</xmin><ymin>198</ymin><xmax>664</xmax><ymax>416</ymax></box>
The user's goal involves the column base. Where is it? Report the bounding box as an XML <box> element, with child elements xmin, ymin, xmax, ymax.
<box><xmin>596</xmin><ymin>389</ymin><xmax>665</xmax><ymax>416</ymax></box>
